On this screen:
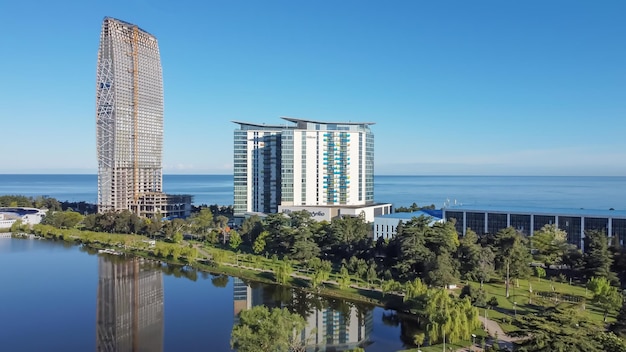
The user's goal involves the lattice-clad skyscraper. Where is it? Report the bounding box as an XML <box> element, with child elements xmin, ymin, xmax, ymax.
<box><xmin>96</xmin><ymin>17</ymin><xmax>164</xmax><ymax>213</ymax></box>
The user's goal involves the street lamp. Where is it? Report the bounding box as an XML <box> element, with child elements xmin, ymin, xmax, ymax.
<box><xmin>471</xmin><ymin>334</ymin><xmax>476</xmax><ymax>351</ymax></box>
<box><xmin>514</xmin><ymin>302</ymin><xmax>517</xmax><ymax>318</ymax></box>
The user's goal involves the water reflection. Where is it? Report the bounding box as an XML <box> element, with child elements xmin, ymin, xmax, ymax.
<box><xmin>96</xmin><ymin>255</ymin><xmax>164</xmax><ymax>352</ymax></box>
<box><xmin>233</xmin><ymin>278</ymin><xmax>373</xmax><ymax>351</ymax></box>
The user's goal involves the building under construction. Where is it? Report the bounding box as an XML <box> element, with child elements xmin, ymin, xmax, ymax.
<box><xmin>96</xmin><ymin>17</ymin><xmax>190</xmax><ymax>218</ymax></box>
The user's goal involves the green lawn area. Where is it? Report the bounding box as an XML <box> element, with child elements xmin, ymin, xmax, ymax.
<box><xmin>400</xmin><ymin>340</ymin><xmax>472</xmax><ymax>352</ymax></box>
<box><xmin>464</xmin><ymin>277</ymin><xmax>614</xmax><ymax>332</ymax></box>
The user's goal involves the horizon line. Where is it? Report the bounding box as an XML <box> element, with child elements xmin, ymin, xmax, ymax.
<box><xmin>0</xmin><ymin>173</ymin><xmax>625</xmax><ymax>178</ymax></box>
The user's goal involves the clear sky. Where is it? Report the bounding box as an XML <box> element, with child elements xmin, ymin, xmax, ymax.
<box><xmin>0</xmin><ymin>0</ymin><xmax>624</xmax><ymax>176</ymax></box>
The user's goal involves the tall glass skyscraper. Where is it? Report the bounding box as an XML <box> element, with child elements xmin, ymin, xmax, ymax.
<box><xmin>96</xmin><ymin>17</ymin><xmax>191</xmax><ymax>218</ymax></box>
<box><xmin>233</xmin><ymin>117</ymin><xmax>376</xmax><ymax>217</ymax></box>
<box><xmin>96</xmin><ymin>17</ymin><xmax>164</xmax><ymax>214</ymax></box>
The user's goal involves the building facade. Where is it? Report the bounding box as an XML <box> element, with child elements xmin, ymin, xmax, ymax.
<box><xmin>96</xmin><ymin>17</ymin><xmax>190</xmax><ymax>218</ymax></box>
<box><xmin>443</xmin><ymin>205</ymin><xmax>626</xmax><ymax>250</ymax></box>
<box><xmin>233</xmin><ymin>122</ymin><xmax>285</xmax><ymax>216</ymax></box>
<box><xmin>233</xmin><ymin>117</ymin><xmax>376</xmax><ymax>218</ymax></box>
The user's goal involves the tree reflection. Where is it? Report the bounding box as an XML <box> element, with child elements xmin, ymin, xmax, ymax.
<box><xmin>210</xmin><ymin>274</ymin><xmax>229</xmax><ymax>288</ymax></box>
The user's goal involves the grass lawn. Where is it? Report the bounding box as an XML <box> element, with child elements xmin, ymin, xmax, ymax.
<box><xmin>400</xmin><ymin>339</ymin><xmax>475</xmax><ymax>352</ymax></box>
<box><xmin>464</xmin><ymin>277</ymin><xmax>614</xmax><ymax>332</ymax></box>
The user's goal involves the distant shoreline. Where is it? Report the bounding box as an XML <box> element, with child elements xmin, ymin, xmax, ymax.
<box><xmin>1</xmin><ymin>173</ymin><xmax>626</xmax><ymax>177</ymax></box>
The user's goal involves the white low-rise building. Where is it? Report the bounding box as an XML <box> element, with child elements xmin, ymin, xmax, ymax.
<box><xmin>0</xmin><ymin>207</ymin><xmax>47</xmax><ymax>229</ymax></box>
<box><xmin>278</xmin><ymin>203</ymin><xmax>392</xmax><ymax>223</ymax></box>
<box><xmin>373</xmin><ymin>210</ymin><xmax>443</xmax><ymax>240</ymax></box>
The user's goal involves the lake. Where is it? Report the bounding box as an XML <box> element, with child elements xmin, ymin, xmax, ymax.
<box><xmin>0</xmin><ymin>238</ymin><xmax>417</xmax><ymax>352</ymax></box>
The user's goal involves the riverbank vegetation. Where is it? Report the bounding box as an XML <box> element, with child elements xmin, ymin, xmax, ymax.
<box><xmin>8</xmin><ymin>198</ymin><xmax>626</xmax><ymax>351</ymax></box>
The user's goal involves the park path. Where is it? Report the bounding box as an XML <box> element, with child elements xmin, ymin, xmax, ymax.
<box><xmin>453</xmin><ymin>316</ymin><xmax>519</xmax><ymax>351</ymax></box>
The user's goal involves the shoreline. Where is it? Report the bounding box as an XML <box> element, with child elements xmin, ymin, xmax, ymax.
<box><xmin>8</xmin><ymin>232</ymin><xmax>406</xmax><ymax>311</ymax></box>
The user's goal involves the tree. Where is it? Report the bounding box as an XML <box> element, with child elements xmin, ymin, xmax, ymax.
<box><xmin>583</xmin><ymin>230</ymin><xmax>617</xmax><ymax>283</ymax></box>
<box><xmin>241</xmin><ymin>214</ymin><xmax>263</xmax><ymax>244</ymax></box>
<box><xmin>404</xmin><ymin>278</ymin><xmax>428</xmax><ymax>302</ymax></box>
<box><xmin>587</xmin><ymin>276</ymin><xmax>622</xmax><ymax>322</ymax></box>
<box><xmin>10</xmin><ymin>219</ymin><xmax>25</xmax><ymax>233</ymax></box>
<box><xmin>413</xmin><ymin>332</ymin><xmax>425</xmax><ymax>350</ymax></box>
<box><xmin>42</xmin><ymin>210</ymin><xmax>84</xmax><ymax>229</ymax></box>
<box><xmin>534</xmin><ymin>267</ymin><xmax>546</xmax><ymax>282</ymax></box>
<box><xmin>389</xmin><ymin>216</ymin><xmax>431</xmax><ymax>280</ymax></box>
<box><xmin>188</xmin><ymin>208</ymin><xmax>213</xmax><ymax>240</ymax></box>
<box><xmin>493</xmin><ymin>227</ymin><xmax>532</xmax><ymax>298</ymax></box>
<box><xmin>338</xmin><ymin>265</ymin><xmax>351</xmax><ymax>289</ymax></box>
<box><xmin>229</xmin><ymin>230</ymin><xmax>242</xmax><ymax>250</ymax></box>
<box><xmin>274</xmin><ymin>261</ymin><xmax>293</xmax><ymax>285</ymax></box>
<box><xmin>356</xmin><ymin>258</ymin><xmax>368</xmax><ymax>280</ymax></box>
<box><xmin>163</xmin><ymin>218</ymin><xmax>187</xmax><ymax>239</ymax></box>
<box><xmin>253</xmin><ymin>231</ymin><xmax>269</xmax><ymax>254</ymax></box>
<box><xmin>366</xmin><ymin>263</ymin><xmax>377</xmax><ymax>285</ymax></box>
<box><xmin>290</xmin><ymin>226</ymin><xmax>321</xmax><ymax>261</ymax></box>
<box><xmin>183</xmin><ymin>247</ymin><xmax>197</xmax><ymax>262</ymax></box>
<box><xmin>474</xmin><ymin>247</ymin><xmax>496</xmax><ymax>288</ymax></box>
<box><xmin>426</xmin><ymin>253</ymin><xmax>458</xmax><ymax>288</ymax></box>
<box><xmin>512</xmin><ymin>304</ymin><xmax>605</xmax><ymax>352</ymax></box>
<box><xmin>610</xmin><ymin>299</ymin><xmax>626</xmax><ymax>337</ymax></box>
<box><xmin>596</xmin><ymin>332</ymin><xmax>626</xmax><ymax>352</ymax></box>
<box><xmin>310</xmin><ymin>261</ymin><xmax>331</xmax><ymax>289</ymax></box>
<box><xmin>425</xmin><ymin>289</ymin><xmax>480</xmax><ymax>345</ymax></box>
<box><xmin>458</xmin><ymin>228</ymin><xmax>482</xmax><ymax>280</ymax></box>
<box><xmin>231</xmin><ymin>306</ymin><xmax>306</xmax><ymax>352</ymax></box>
<box><xmin>459</xmin><ymin>284</ymin><xmax>487</xmax><ymax>308</ymax></box>
<box><xmin>532</xmin><ymin>224</ymin><xmax>569</xmax><ymax>266</ymax></box>
<box><xmin>172</xmin><ymin>232</ymin><xmax>183</xmax><ymax>244</ymax></box>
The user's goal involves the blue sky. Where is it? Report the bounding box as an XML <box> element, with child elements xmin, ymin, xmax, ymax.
<box><xmin>0</xmin><ymin>0</ymin><xmax>624</xmax><ymax>176</ymax></box>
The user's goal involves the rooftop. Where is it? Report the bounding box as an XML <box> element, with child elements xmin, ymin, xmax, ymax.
<box><xmin>282</xmin><ymin>203</ymin><xmax>392</xmax><ymax>210</ymax></box>
<box><xmin>232</xmin><ymin>120</ymin><xmax>291</xmax><ymax>130</ymax></box>
<box><xmin>443</xmin><ymin>205</ymin><xmax>626</xmax><ymax>218</ymax></box>
<box><xmin>103</xmin><ymin>17</ymin><xmax>155</xmax><ymax>38</ymax></box>
<box><xmin>281</xmin><ymin>116</ymin><xmax>375</xmax><ymax>126</ymax></box>
<box><xmin>379</xmin><ymin>209</ymin><xmax>443</xmax><ymax>220</ymax></box>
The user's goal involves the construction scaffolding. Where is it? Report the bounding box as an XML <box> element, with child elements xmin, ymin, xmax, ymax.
<box><xmin>96</xmin><ymin>17</ymin><xmax>166</xmax><ymax>215</ymax></box>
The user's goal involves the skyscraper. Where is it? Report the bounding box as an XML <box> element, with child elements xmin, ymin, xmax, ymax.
<box><xmin>96</xmin><ymin>17</ymin><xmax>190</xmax><ymax>218</ymax></box>
<box><xmin>233</xmin><ymin>117</ymin><xmax>391</xmax><ymax>221</ymax></box>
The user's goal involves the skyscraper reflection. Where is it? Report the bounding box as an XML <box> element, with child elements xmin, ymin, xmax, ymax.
<box><xmin>96</xmin><ymin>256</ymin><xmax>164</xmax><ymax>352</ymax></box>
<box><xmin>233</xmin><ymin>278</ymin><xmax>372</xmax><ymax>351</ymax></box>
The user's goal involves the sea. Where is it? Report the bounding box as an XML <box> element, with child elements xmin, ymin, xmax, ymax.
<box><xmin>1</xmin><ymin>174</ymin><xmax>626</xmax><ymax>210</ymax></box>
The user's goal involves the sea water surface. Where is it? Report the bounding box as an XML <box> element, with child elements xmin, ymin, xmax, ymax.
<box><xmin>0</xmin><ymin>238</ymin><xmax>414</xmax><ymax>352</ymax></box>
<box><xmin>0</xmin><ymin>174</ymin><xmax>625</xmax><ymax>210</ymax></box>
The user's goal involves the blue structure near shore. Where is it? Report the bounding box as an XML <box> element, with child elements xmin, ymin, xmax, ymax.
<box><xmin>443</xmin><ymin>205</ymin><xmax>626</xmax><ymax>250</ymax></box>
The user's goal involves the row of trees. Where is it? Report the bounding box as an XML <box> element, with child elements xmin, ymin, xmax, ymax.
<box><xmin>0</xmin><ymin>195</ymin><xmax>62</xmax><ymax>211</ymax></box>
<box><xmin>38</xmin><ymin>206</ymin><xmax>233</xmax><ymax>242</ymax></box>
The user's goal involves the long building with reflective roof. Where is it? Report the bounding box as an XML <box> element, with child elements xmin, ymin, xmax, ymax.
<box><xmin>443</xmin><ymin>205</ymin><xmax>626</xmax><ymax>250</ymax></box>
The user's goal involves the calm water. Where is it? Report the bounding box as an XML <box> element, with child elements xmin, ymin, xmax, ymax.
<box><xmin>0</xmin><ymin>238</ymin><xmax>414</xmax><ymax>352</ymax></box>
<box><xmin>0</xmin><ymin>174</ymin><xmax>625</xmax><ymax>209</ymax></box>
